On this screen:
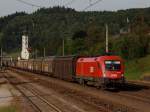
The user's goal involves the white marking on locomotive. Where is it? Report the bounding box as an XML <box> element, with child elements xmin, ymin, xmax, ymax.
<box><xmin>90</xmin><ymin>66</ymin><xmax>94</xmax><ymax>73</ymax></box>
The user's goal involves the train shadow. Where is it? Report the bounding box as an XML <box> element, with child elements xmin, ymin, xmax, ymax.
<box><xmin>107</xmin><ymin>82</ymin><xmax>150</xmax><ymax>92</ymax></box>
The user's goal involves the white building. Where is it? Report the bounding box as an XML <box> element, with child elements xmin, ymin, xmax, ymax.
<box><xmin>21</xmin><ymin>35</ymin><xmax>29</xmax><ymax>60</ymax></box>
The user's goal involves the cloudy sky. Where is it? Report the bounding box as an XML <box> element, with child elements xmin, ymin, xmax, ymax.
<box><xmin>0</xmin><ymin>0</ymin><xmax>150</xmax><ymax>17</ymax></box>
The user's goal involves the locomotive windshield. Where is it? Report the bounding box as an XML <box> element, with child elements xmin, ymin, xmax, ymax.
<box><xmin>105</xmin><ymin>60</ymin><xmax>121</xmax><ymax>71</ymax></box>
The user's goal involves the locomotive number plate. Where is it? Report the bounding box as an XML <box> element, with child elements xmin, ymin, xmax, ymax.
<box><xmin>111</xmin><ymin>74</ymin><xmax>117</xmax><ymax>77</ymax></box>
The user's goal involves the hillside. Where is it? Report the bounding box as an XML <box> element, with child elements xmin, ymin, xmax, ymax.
<box><xmin>0</xmin><ymin>6</ymin><xmax>150</xmax><ymax>60</ymax></box>
<box><xmin>125</xmin><ymin>55</ymin><xmax>150</xmax><ymax>80</ymax></box>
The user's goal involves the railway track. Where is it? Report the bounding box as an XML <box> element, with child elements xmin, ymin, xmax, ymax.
<box><xmin>5</xmin><ymin>68</ymin><xmax>150</xmax><ymax>112</ymax></box>
<box><xmin>7</xmin><ymin>69</ymin><xmax>139</xmax><ymax>112</ymax></box>
<box><xmin>106</xmin><ymin>83</ymin><xmax>150</xmax><ymax>104</ymax></box>
<box><xmin>21</xmin><ymin>85</ymin><xmax>62</xmax><ymax>112</ymax></box>
<box><xmin>4</xmin><ymin>70</ymin><xmax>105</xmax><ymax>112</ymax></box>
<box><xmin>113</xmin><ymin>91</ymin><xmax>150</xmax><ymax>104</ymax></box>
<box><xmin>3</xmin><ymin>72</ymin><xmax>62</xmax><ymax>112</ymax></box>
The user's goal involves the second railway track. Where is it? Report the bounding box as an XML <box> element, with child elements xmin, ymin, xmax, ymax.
<box><xmin>3</xmin><ymin>72</ymin><xmax>62</xmax><ymax>112</ymax></box>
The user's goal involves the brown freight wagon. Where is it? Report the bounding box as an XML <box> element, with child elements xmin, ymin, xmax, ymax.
<box><xmin>17</xmin><ymin>60</ymin><xmax>24</xmax><ymax>69</ymax></box>
<box><xmin>53</xmin><ymin>56</ymin><xmax>77</xmax><ymax>81</ymax></box>
<box><xmin>2</xmin><ymin>57</ymin><xmax>12</xmax><ymax>67</ymax></box>
<box><xmin>12</xmin><ymin>59</ymin><xmax>19</xmax><ymax>68</ymax></box>
<box><xmin>16</xmin><ymin>60</ymin><xmax>28</xmax><ymax>70</ymax></box>
<box><xmin>22</xmin><ymin>60</ymin><xmax>28</xmax><ymax>70</ymax></box>
<box><xmin>42</xmin><ymin>57</ymin><xmax>55</xmax><ymax>76</ymax></box>
<box><xmin>16</xmin><ymin>60</ymin><xmax>22</xmax><ymax>68</ymax></box>
<box><xmin>28</xmin><ymin>59</ymin><xmax>34</xmax><ymax>71</ymax></box>
<box><xmin>33</xmin><ymin>58</ymin><xmax>43</xmax><ymax>73</ymax></box>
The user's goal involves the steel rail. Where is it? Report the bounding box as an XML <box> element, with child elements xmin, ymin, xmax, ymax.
<box><xmin>4</xmin><ymin>72</ymin><xmax>62</xmax><ymax>112</ymax></box>
<box><xmin>3</xmin><ymin>72</ymin><xmax>43</xmax><ymax>112</ymax></box>
<box><xmin>21</xmin><ymin>85</ymin><xmax>62</xmax><ymax>112</ymax></box>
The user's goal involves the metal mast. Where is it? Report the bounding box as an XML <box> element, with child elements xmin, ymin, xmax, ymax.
<box><xmin>105</xmin><ymin>24</ymin><xmax>109</xmax><ymax>53</ymax></box>
<box><xmin>0</xmin><ymin>48</ymin><xmax>2</xmax><ymax>68</ymax></box>
<box><xmin>62</xmin><ymin>39</ymin><xmax>65</xmax><ymax>56</ymax></box>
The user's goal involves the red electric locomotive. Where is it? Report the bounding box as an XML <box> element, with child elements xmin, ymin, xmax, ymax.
<box><xmin>76</xmin><ymin>55</ymin><xmax>125</xmax><ymax>88</ymax></box>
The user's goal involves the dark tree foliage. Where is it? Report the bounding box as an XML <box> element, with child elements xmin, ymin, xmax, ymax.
<box><xmin>0</xmin><ymin>7</ymin><xmax>150</xmax><ymax>59</ymax></box>
<box><xmin>72</xmin><ymin>30</ymin><xmax>87</xmax><ymax>40</ymax></box>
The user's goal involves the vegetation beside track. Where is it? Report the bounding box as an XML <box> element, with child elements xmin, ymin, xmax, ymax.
<box><xmin>0</xmin><ymin>106</ymin><xmax>17</xmax><ymax>112</ymax></box>
<box><xmin>125</xmin><ymin>55</ymin><xmax>150</xmax><ymax>80</ymax></box>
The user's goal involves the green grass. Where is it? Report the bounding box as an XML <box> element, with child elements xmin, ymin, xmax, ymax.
<box><xmin>8</xmin><ymin>52</ymin><xmax>20</xmax><ymax>58</ymax></box>
<box><xmin>125</xmin><ymin>55</ymin><xmax>150</xmax><ymax>80</ymax></box>
<box><xmin>0</xmin><ymin>106</ymin><xmax>17</xmax><ymax>112</ymax></box>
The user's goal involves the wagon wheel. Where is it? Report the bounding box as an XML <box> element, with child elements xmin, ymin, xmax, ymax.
<box><xmin>120</xmin><ymin>79</ymin><xmax>126</xmax><ymax>89</ymax></box>
<box><xmin>101</xmin><ymin>84</ymin><xmax>107</xmax><ymax>90</ymax></box>
<box><xmin>79</xmin><ymin>78</ymin><xmax>85</xmax><ymax>86</ymax></box>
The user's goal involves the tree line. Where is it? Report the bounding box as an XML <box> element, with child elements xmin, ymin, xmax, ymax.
<box><xmin>0</xmin><ymin>6</ymin><xmax>150</xmax><ymax>59</ymax></box>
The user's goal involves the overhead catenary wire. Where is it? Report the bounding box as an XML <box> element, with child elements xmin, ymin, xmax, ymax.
<box><xmin>15</xmin><ymin>0</ymin><xmax>103</xmax><ymax>11</ymax></box>
<box><xmin>89</xmin><ymin>0</ymin><xmax>92</xmax><ymax>5</ymax></box>
<box><xmin>64</xmin><ymin>0</ymin><xmax>75</xmax><ymax>6</ymax></box>
<box><xmin>15</xmin><ymin>0</ymin><xmax>76</xmax><ymax>9</ymax></box>
<box><xmin>83</xmin><ymin>0</ymin><xmax>103</xmax><ymax>11</ymax></box>
<box><xmin>15</xmin><ymin>0</ymin><xmax>44</xmax><ymax>8</ymax></box>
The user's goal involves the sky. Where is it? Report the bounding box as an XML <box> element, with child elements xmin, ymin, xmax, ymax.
<box><xmin>0</xmin><ymin>0</ymin><xmax>150</xmax><ymax>17</ymax></box>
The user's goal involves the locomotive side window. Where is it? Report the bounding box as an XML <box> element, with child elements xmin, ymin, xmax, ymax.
<box><xmin>105</xmin><ymin>61</ymin><xmax>121</xmax><ymax>71</ymax></box>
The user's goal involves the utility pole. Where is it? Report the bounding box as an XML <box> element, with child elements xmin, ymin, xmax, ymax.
<box><xmin>105</xmin><ymin>24</ymin><xmax>109</xmax><ymax>53</ymax></box>
<box><xmin>1</xmin><ymin>48</ymin><xmax>2</xmax><ymax>68</ymax></box>
<box><xmin>35</xmin><ymin>49</ymin><xmax>38</xmax><ymax>59</ymax></box>
<box><xmin>43</xmin><ymin>48</ymin><xmax>45</xmax><ymax>57</ymax></box>
<box><xmin>62</xmin><ymin>38</ymin><xmax>65</xmax><ymax>56</ymax></box>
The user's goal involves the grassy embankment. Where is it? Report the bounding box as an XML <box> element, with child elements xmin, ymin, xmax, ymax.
<box><xmin>8</xmin><ymin>52</ymin><xmax>20</xmax><ymax>58</ymax></box>
<box><xmin>125</xmin><ymin>55</ymin><xmax>150</xmax><ymax>80</ymax></box>
<box><xmin>0</xmin><ymin>106</ymin><xmax>16</xmax><ymax>112</ymax></box>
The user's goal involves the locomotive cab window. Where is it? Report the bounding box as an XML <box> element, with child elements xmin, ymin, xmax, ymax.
<box><xmin>105</xmin><ymin>61</ymin><xmax>121</xmax><ymax>71</ymax></box>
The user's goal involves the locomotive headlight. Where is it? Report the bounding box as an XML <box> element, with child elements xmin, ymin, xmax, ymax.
<box><xmin>103</xmin><ymin>71</ymin><xmax>106</xmax><ymax>78</ymax></box>
<box><xmin>103</xmin><ymin>75</ymin><xmax>106</xmax><ymax>78</ymax></box>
